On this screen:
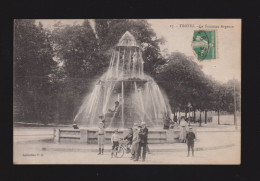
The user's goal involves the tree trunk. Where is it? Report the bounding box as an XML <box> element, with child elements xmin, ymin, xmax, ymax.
<box><xmin>205</xmin><ymin>110</ymin><xmax>207</xmax><ymax>124</ymax></box>
<box><xmin>193</xmin><ymin>110</ymin><xmax>196</xmax><ymax>122</ymax></box>
<box><xmin>218</xmin><ymin>109</ymin><xmax>220</xmax><ymax>125</ymax></box>
<box><xmin>185</xmin><ymin>111</ymin><xmax>187</xmax><ymax>117</ymax></box>
<box><xmin>55</xmin><ymin>98</ymin><xmax>59</xmax><ymax>124</ymax></box>
<box><xmin>199</xmin><ymin>111</ymin><xmax>202</xmax><ymax>127</ymax></box>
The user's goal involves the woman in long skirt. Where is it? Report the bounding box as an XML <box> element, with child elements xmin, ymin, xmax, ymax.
<box><xmin>179</xmin><ymin>117</ymin><xmax>188</xmax><ymax>143</ymax></box>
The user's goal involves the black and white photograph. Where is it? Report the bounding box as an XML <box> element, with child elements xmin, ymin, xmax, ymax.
<box><xmin>13</xmin><ymin>19</ymin><xmax>241</xmax><ymax>164</ymax></box>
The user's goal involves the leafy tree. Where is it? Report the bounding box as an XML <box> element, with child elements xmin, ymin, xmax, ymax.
<box><xmin>14</xmin><ymin>19</ymin><xmax>57</xmax><ymax>124</ymax></box>
<box><xmin>225</xmin><ymin>79</ymin><xmax>241</xmax><ymax>112</ymax></box>
<box><xmin>50</xmin><ymin>20</ymin><xmax>100</xmax><ymax>123</ymax></box>
<box><xmin>154</xmin><ymin>52</ymin><xmax>222</xmax><ymax>126</ymax></box>
<box><xmin>206</xmin><ymin>79</ymin><xmax>240</xmax><ymax>125</ymax></box>
<box><xmin>94</xmin><ymin>19</ymin><xmax>166</xmax><ymax>75</ymax></box>
<box><xmin>155</xmin><ymin>53</ymin><xmax>205</xmax><ymax>108</ymax></box>
<box><xmin>52</xmin><ymin>20</ymin><xmax>100</xmax><ymax>78</ymax></box>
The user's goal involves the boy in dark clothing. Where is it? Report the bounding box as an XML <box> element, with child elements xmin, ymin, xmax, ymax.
<box><xmin>186</xmin><ymin>127</ymin><xmax>196</xmax><ymax>157</ymax></box>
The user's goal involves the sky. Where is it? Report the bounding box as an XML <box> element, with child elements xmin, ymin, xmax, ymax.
<box><xmin>36</xmin><ymin>19</ymin><xmax>241</xmax><ymax>83</ymax></box>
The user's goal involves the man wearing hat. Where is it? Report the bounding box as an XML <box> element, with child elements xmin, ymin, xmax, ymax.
<box><xmin>186</xmin><ymin>127</ymin><xmax>196</xmax><ymax>157</ymax></box>
<box><xmin>136</xmin><ymin>121</ymin><xmax>148</xmax><ymax>162</ymax></box>
<box><xmin>97</xmin><ymin>121</ymin><xmax>105</xmax><ymax>155</ymax></box>
<box><xmin>108</xmin><ymin>101</ymin><xmax>120</xmax><ymax>113</ymax></box>
<box><xmin>108</xmin><ymin>101</ymin><xmax>121</xmax><ymax>121</ymax></box>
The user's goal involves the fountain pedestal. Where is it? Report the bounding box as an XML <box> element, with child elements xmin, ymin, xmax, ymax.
<box><xmin>80</xmin><ymin>129</ymin><xmax>88</xmax><ymax>143</ymax></box>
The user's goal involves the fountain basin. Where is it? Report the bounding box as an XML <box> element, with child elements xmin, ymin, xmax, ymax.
<box><xmin>54</xmin><ymin>128</ymin><xmax>181</xmax><ymax>144</ymax></box>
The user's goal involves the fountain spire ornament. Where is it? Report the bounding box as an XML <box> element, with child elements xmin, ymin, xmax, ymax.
<box><xmin>74</xmin><ymin>31</ymin><xmax>172</xmax><ymax>128</ymax></box>
<box><xmin>116</xmin><ymin>31</ymin><xmax>140</xmax><ymax>48</ymax></box>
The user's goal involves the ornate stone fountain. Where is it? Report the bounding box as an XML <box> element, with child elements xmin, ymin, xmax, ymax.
<box><xmin>73</xmin><ymin>31</ymin><xmax>172</xmax><ymax>128</ymax></box>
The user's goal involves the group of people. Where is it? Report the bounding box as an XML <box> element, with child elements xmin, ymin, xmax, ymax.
<box><xmin>168</xmin><ymin>116</ymin><xmax>193</xmax><ymax>129</ymax></box>
<box><xmin>125</xmin><ymin>122</ymin><xmax>150</xmax><ymax>162</ymax></box>
<box><xmin>97</xmin><ymin>120</ymin><xmax>150</xmax><ymax>162</ymax></box>
<box><xmin>166</xmin><ymin>115</ymin><xmax>196</xmax><ymax>157</ymax></box>
<box><xmin>76</xmin><ymin>114</ymin><xmax>196</xmax><ymax>159</ymax></box>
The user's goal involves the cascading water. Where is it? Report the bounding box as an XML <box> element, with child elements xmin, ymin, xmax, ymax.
<box><xmin>74</xmin><ymin>31</ymin><xmax>172</xmax><ymax>128</ymax></box>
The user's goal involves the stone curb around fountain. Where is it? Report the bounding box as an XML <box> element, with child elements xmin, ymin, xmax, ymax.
<box><xmin>41</xmin><ymin>143</ymin><xmax>235</xmax><ymax>153</ymax></box>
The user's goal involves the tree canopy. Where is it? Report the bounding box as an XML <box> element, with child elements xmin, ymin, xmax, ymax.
<box><xmin>14</xmin><ymin>19</ymin><xmax>57</xmax><ymax>124</ymax></box>
<box><xmin>154</xmin><ymin>52</ymin><xmax>240</xmax><ymax>115</ymax></box>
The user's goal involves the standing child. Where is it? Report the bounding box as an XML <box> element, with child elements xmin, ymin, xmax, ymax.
<box><xmin>111</xmin><ymin>129</ymin><xmax>120</xmax><ymax>158</ymax></box>
<box><xmin>186</xmin><ymin>127</ymin><xmax>196</xmax><ymax>157</ymax></box>
<box><xmin>97</xmin><ymin>122</ymin><xmax>105</xmax><ymax>155</ymax></box>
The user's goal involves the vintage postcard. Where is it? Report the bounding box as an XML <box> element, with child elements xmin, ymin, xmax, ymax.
<box><xmin>13</xmin><ymin>19</ymin><xmax>241</xmax><ymax>164</ymax></box>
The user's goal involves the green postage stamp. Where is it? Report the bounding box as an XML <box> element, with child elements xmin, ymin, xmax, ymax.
<box><xmin>192</xmin><ymin>30</ymin><xmax>217</xmax><ymax>60</ymax></box>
